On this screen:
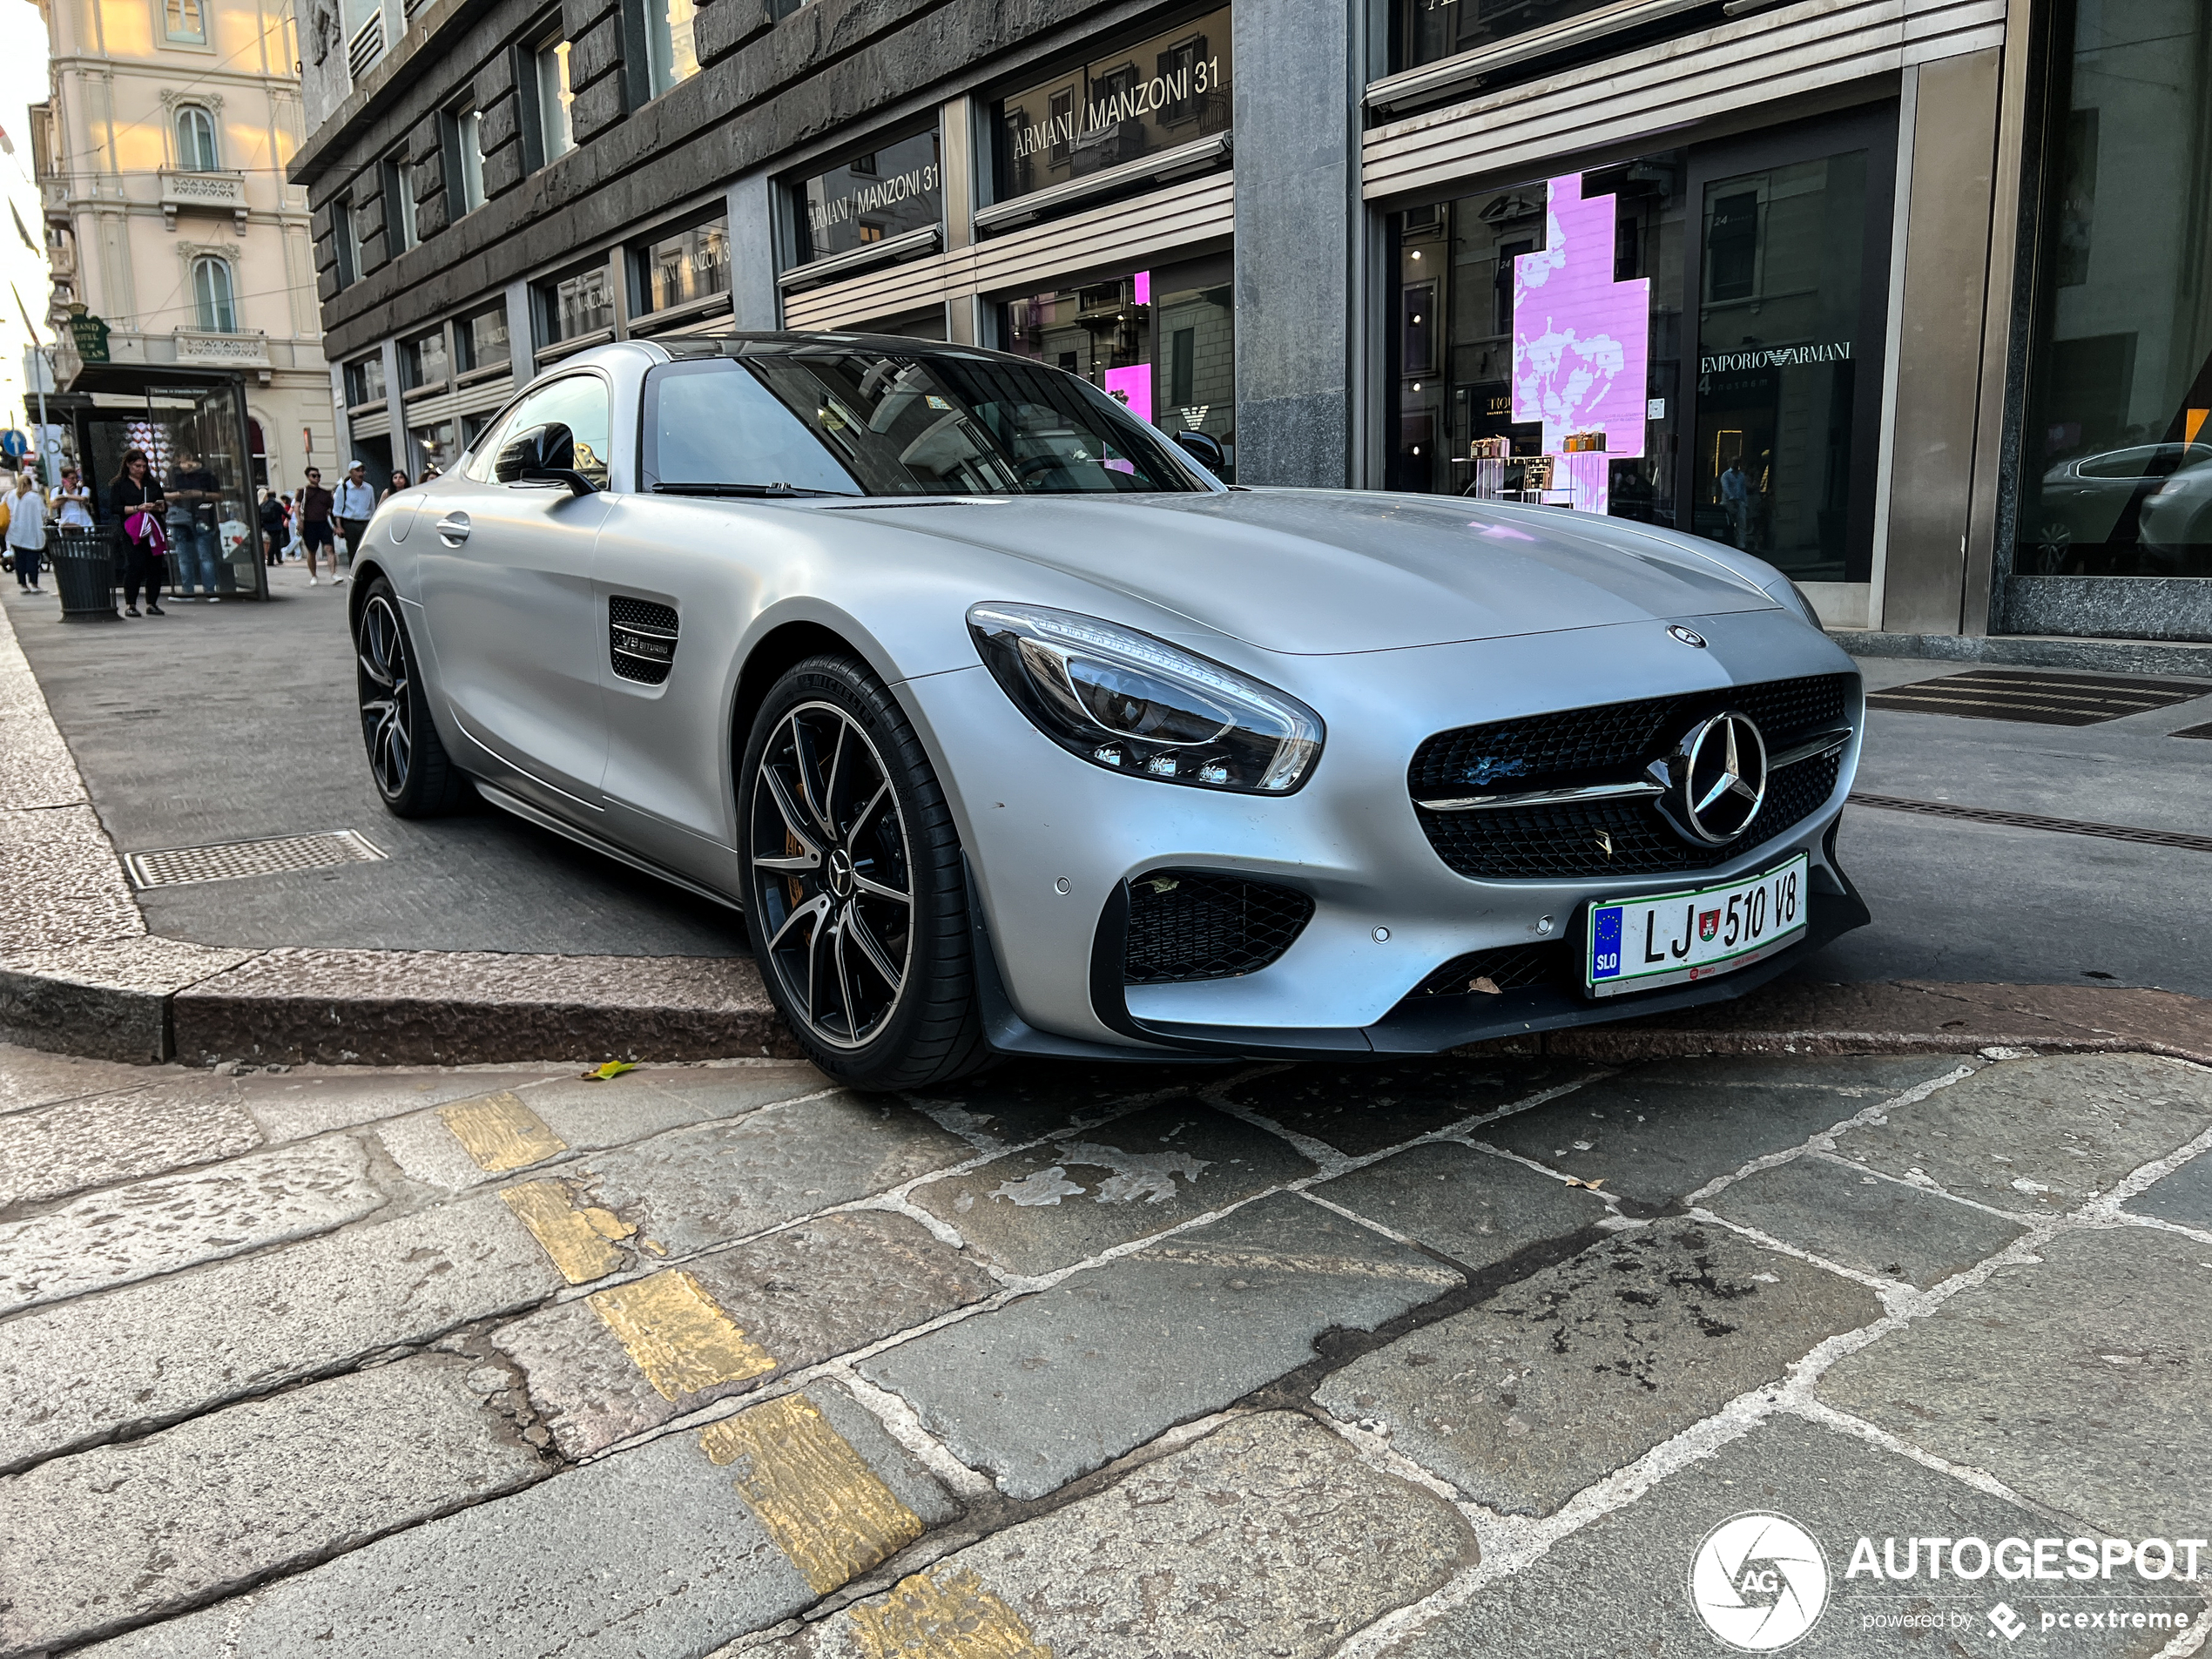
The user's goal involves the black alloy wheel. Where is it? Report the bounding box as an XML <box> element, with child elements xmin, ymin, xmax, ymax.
<box><xmin>354</xmin><ymin>577</ymin><xmax>472</xmax><ymax>817</ymax></box>
<box><xmin>742</xmin><ymin>655</ymin><xmax>988</xmax><ymax>1089</ymax></box>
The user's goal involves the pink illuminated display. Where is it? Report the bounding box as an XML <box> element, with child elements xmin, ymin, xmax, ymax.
<box><xmin>1513</xmin><ymin>174</ymin><xmax>1651</xmax><ymax>513</ymax></box>
<box><xmin>1103</xmin><ymin>362</ymin><xmax>1153</xmax><ymax>426</ymax></box>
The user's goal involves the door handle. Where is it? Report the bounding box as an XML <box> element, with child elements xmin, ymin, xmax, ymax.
<box><xmin>435</xmin><ymin>512</ymin><xmax>470</xmax><ymax>544</ymax></box>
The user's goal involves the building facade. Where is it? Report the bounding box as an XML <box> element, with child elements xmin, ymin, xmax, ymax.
<box><xmin>32</xmin><ymin>0</ymin><xmax>330</xmax><ymax>508</ymax></box>
<box><xmin>289</xmin><ymin>0</ymin><xmax>2212</xmax><ymax>643</ymax></box>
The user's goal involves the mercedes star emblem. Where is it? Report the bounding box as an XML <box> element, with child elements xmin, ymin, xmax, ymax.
<box><xmin>1653</xmin><ymin>710</ymin><xmax>1770</xmax><ymax>845</ymax></box>
<box><xmin>1669</xmin><ymin>624</ymin><xmax>1709</xmax><ymax>648</ymax></box>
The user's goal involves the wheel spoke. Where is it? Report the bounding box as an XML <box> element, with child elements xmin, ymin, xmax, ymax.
<box><xmin>823</xmin><ymin>720</ymin><xmax>852</xmax><ymax>837</ymax></box>
<box><xmin>846</xmin><ymin>905</ymin><xmax>904</xmax><ymax>992</ymax></box>
<box><xmin>851</xmin><ymin>870</ymin><xmax>908</xmax><ymax>904</ymax></box>
<box><xmin>765</xmin><ymin>892</ymin><xmax>829</xmax><ymax>958</ymax></box>
<box><xmin>788</xmin><ymin>714</ymin><xmax>836</xmax><ymax>839</ymax></box>
<box><xmin>759</xmin><ymin>767</ymin><xmax>824</xmax><ymax>862</ymax></box>
<box><xmin>832</xmin><ymin>921</ymin><xmax>861</xmax><ymax>1041</ymax></box>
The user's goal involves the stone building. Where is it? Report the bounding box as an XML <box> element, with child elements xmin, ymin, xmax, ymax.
<box><xmin>32</xmin><ymin>0</ymin><xmax>330</xmax><ymax>518</ymax></box>
<box><xmin>289</xmin><ymin>0</ymin><xmax>2212</xmax><ymax>646</ymax></box>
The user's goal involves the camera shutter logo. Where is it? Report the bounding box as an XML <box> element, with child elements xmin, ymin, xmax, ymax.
<box><xmin>1689</xmin><ymin>1512</ymin><xmax>1831</xmax><ymax>1651</ymax></box>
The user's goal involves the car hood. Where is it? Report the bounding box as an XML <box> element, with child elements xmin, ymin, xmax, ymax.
<box><xmin>826</xmin><ymin>488</ymin><xmax>1777</xmax><ymax>653</ymax></box>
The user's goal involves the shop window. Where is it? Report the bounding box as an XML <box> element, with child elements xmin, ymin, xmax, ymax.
<box><xmin>248</xmin><ymin>417</ymin><xmax>268</xmax><ymax>489</ymax></box>
<box><xmin>999</xmin><ymin>256</ymin><xmax>1236</xmax><ymax>477</ymax></box>
<box><xmin>790</xmin><ymin>128</ymin><xmax>941</xmax><ymax>266</ymax></box>
<box><xmin>2014</xmin><ymin>0</ymin><xmax>2212</xmax><ymax>582</ymax></box>
<box><xmin>191</xmin><ymin>256</ymin><xmax>236</xmax><ymax>333</ymax></box>
<box><xmin>399</xmin><ymin>327</ymin><xmax>449</xmax><ymax>392</ymax></box>
<box><xmin>344</xmin><ymin>352</ymin><xmax>387</xmax><ymax>409</ymax></box>
<box><xmin>994</xmin><ymin>8</ymin><xmax>1230</xmax><ymax>206</ymax></box>
<box><xmin>454</xmin><ymin>303</ymin><xmax>511</xmax><ymax>375</ymax></box>
<box><xmin>1392</xmin><ymin>0</ymin><xmax>1649</xmax><ymax>78</ymax></box>
<box><xmin>536</xmin><ymin>260</ymin><xmax>615</xmax><ymax>349</ymax></box>
<box><xmin>173</xmin><ymin>105</ymin><xmax>219</xmax><ymax>172</ymax></box>
<box><xmin>408</xmin><ymin>418</ymin><xmax>459</xmax><ymax>478</ymax></box>
<box><xmin>630</xmin><ymin>217</ymin><xmax>729</xmax><ymax>319</ymax></box>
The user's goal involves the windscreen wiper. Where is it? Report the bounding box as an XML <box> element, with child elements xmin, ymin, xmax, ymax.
<box><xmin>650</xmin><ymin>482</ymin><xmax>858</xmax><ymax>497</ymax></box>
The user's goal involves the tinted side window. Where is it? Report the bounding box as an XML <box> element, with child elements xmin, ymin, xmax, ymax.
<box><xmin>463</xmin><ymin>374</ymin><xmax>614</xmax><ymax>487</ymax></box>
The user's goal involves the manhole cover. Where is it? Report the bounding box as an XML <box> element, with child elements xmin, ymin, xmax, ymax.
<box><xmin>125</xmin><ymin>830</ymin><xmax>388</xmax><ymax>889</ymax></box>
<box><xmin>1865</xmin><ymin>668</ymin><xmax>2212</xmax><ymax>725</ymax></box>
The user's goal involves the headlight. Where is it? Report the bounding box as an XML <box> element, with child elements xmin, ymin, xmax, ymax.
<box><xmin>967</xmin><ymin>602</ymin><xmax>1324</xmax><ymax>793</ymax></box>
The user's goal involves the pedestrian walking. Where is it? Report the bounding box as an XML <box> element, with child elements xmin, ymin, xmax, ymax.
<box><xmin>334</xmin><ymin>461</ymin><xmax>376</xmax><ymax>583</ymax></box>
<box><xmin>258</xmin><ymin>487</ymin><xmax>287</xmax><ymax>567</ymax></box>
<box><xmin>6</xmin><ymin>472</ymin><xmax>47</xmax><ymax>592</ymax></box>
<box><xmin>111</xmin><ymin>449</ymin><xmax>169</xmax><ymax>617</ymax></box>
<box><xmin>381</xmin><ymin>469</ymin><xmax>410</xmax><ymax>504</ymax></box>
<box><xmin>166</xmin><ymin>450</ymin><xmax>226</xmax><ymax>601</ymax></box>
<box><xmin>298</xmin><ymin>467</ymin><xmax>337</xmax><ymax>585</ymax></box>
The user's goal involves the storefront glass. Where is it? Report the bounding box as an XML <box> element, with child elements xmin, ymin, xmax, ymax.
<box><xmin>994</xmin><ymin>7</ymin><xmax>1230</xmax><ymax>203</ymax></box>
<box><xmin>1387</xmin><ymin>116</ymin><xmax>1889</xmax><ymax>583</ymax></box>
<box><xmin>399</xmin><ymin>327</ymin><xmax>448</xmax><ymax>391</ymax></box>
<box><xmin>792</xmin><ymin>131</ymin><xmax>941</xmax><ymax>266</ymax></box>
<box><xmin>1001</xmin><ymin>253</ymin><xmax>1235</xmax><ymax>475</ymax></box>
<box><xmin>408</xmin><ymin>419</ymin><xmax>459</xmax><ymax>478</ymax></box>
<box><xmin>536</xmin><ymin>261</ymin><xmax>614</xmax><ymax>347</ymax></box>
<box><xmin>1393</xmin><ymin>0</ymin><xmax>1623</xmax><ymax>74</ymax></box>
<box><xmin>455</xmin><ymin>304</ymin><xmax>510</xmax><ymax>374</ymax></box>
<box><xmin>631</xmin><ymin>218</ymin><xmax>730</xmax><ymax>314</ymax></box>
<box><xmin>2015</xmin><ymin>0</ymin><xmax>2212</xmax><ymax>580</ymax></box>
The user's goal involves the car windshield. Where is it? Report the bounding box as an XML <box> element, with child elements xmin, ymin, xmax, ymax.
<box><xmin>642</xmin><ymin>348</ymin><xmax>1202</xmax><ymax>497</ymax></box>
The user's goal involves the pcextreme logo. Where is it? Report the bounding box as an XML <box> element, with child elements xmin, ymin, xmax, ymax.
<box><xmin>1689</xmin><ymin>1512</ymin><xmax>1832</xmax><ymax>1651</ymax></box>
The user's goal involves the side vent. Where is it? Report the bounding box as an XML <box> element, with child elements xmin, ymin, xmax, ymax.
<box><xmin>610</xmin><ymin>596</ymin><xmax>678</xmax><ymax>685</ymax></box>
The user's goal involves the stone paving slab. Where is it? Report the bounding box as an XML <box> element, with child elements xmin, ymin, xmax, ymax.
<box><xmin>785</xmin><ymin>1411</ymin><xmax>1478</xmax><ymax>1659</ymax></box>
<box><xmin>1318</xmin><ymin>1222</ymin><xmax>1883</xmax><ymax>1516</ymax></box>
<box><xmin>78</xmin><ymin>1382</ymin><xmax>954</xmax><ymax>1659</ymax></box>
<box><xmin>0</xmin><ymin>803</ymin><xmax>144</xmax><ymax>956</ymax></box>
<box><xmin>1480</xmin><ymin>1055</ymin><xmax>1969</xmax><ymax>1209</ymax></box>
<box><xmin>576</xmin><ymin>1095</ymin><xmax>971</xmax><ymax>1258</ymax></box>
<box><xmin>0</xmin><ymin>1042</ymin><xmax>187</xmax><ymax>1116</ymax></box>
<box><xmin>237</xmin><ymin>1065</ymin><xmax>577</xmax><ymax>1140</ymax></box>
<box><xmin>1706</xmin><ymin>1153</ymin><xmax>2031</xmax><ymax>1287</ymax></box>
<box><xmin>0</xmin><ymin>610</ymin><xmax>84</xmax><ymax>813</ymax></box>
<box><xmin>376</xmin><ymin>1069</ymin><xmax>828</xmax><ymax>1190</ymax></box>
<box><xmin>0</xmin><ymin>1082</ymin><xmax>262</xmax><ymax>1210</ymax></box>
<box><xmin>0</xmin><ymin>1353</ymin><xmax>547</xmax><ymax>1655</ymax></box>
<box><xmin>1310</xmin><ymin>1139</ymin><xmax>1612</xmax><ymax>1271</ymax></box>
<box><xmin>902</xmin><ymin>1060</ymin><xmax>1198</xmax><ymax>1149</ymax></box>
<box><xmin>908</xmin><ymin>1100</ymin><xmax>1318</xmax><ymax>1278</ymax></box>
<box><xmin>864</xmin><ymin>1192</ymin><xmax>1464</xmax><ymax>1501</ymax></box>
<box><xmin>1829</xmin><ymin>1054</ymin><xmax>2212</xmax><ymax>1215</ymax></box>
<box><xmin>2123</xmin><ymin>1150</ymin><xmax>2212</xmax><ymax>1228</ymax></box>
<box><xmin>496</xmin><ymin>1209</ymin><xmax>999</xmax><ymax>1459</ymax></box>
<box><xmin>1378</xmin><ymin>1414</ymin><xmax>2201</xmax><ymax>1658</ymax></box>
<box><xmin>0</xmin><ymin>1189</ymin><xmax>563</xmax><ymax>1471</ymax></box>
<box><xmin>1223</xmin><ymin>1057</ymin><xmax>1593</xmax><ymax>1156</ymax></box>
<box><xmin>1817</xmin><ymin>1224</ymin><xmax>2212</xmax><ymax>1539</ymax></box>
<box><xmin>0</xmin><ymin>1132</ymin><xmax>386</xmax><ymax>1314</ymax></box>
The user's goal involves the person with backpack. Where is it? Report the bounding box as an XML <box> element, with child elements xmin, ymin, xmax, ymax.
<box><xmin>111</xmin><ymin>448</ymin><xmax>169</xmax><ymax>617</ymax></box>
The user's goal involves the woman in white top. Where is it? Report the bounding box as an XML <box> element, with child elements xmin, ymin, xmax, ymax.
<box><xmin>7</xmin><ymin>474</ymin><xmax>48</xmax><ymax>593</ymax></box>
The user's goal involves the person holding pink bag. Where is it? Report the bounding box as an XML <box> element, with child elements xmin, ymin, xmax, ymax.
<box><xmin>110</xmin><ymin>448</ymin><xmax>169</xmax><ymax>617</ymax></box>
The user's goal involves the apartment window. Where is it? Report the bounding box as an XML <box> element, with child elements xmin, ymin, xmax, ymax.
<box><xmin>344</xmin><ymin>352</ymin><xmax>388</xmax><ymax>408</ymax></box>
<box><xmin>165</xmin><ymin>0</ymin><xmax>206</xmax><ymax>43</ymax></box>
<box><xmin>629</xmin><ymin>217</ymin><xmax>728</xmax><ymax>318</ymax></box>
<box><xmin>381</xmin><ymin>154</ymin><xmax>416</xmax><ymax>253</ymax></box>
<box><xmin>334</xmin><ymin>193</ymin><xmax>360</xmax><ymax>287</ymax></box>
<box><xmin>399</xmin><ymin>327</ymin><xmax>449</xmax><ymax>392</ymax></box>
<box><xmin>453</xmin><ymin>303</ymin><xmax>511</xmax><ymax>374</ymax></box>
<box><xmin>191</xmin><ymin>256</ymin><xmax>236</xmax><ymax>331</ymax></box>
<box><xmin>173</xmin><ymin>105</ymin><xmax>219</xmax><ymax>172</ymax></box>
<box><xmin>535</xmin><ymin>260</ymin><xmax>614</xmax><ymax>348</ymax></box>
<box><xmin>533</xmin><ymin>36</ymin><xmax>575</xmax><ymax>163</ymax></box>
<box><xmin>640</xmin><ymin>0</ymin><xmax>698</xmax><ymax>98</ymax></box>
<box><xmin>445</xmin><ymin>104</ymin><xmax>487</xmax><ymax>215</ymax></box>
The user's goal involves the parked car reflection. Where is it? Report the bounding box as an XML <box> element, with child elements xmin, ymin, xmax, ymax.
<box><xmin>2031</xmin><ymin>442</ymin><xmax>2212</xmax><ymax>575</ymax></box>
<box><xmin>2139</xmin><ymin>455</ymin><xmax>2212</xmax><ymax>577</ymax></box>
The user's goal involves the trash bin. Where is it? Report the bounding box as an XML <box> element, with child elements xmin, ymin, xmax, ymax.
<box><xmin>50</xmin><ymin>529</ymin><xmax>120</xmax><ymax>623</ymax></box>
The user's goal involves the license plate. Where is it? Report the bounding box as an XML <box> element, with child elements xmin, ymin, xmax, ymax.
<box><xmin>1585</xmin><ymin>853</ymin><xmax>1809</xmax><ymax>997</ymax></box>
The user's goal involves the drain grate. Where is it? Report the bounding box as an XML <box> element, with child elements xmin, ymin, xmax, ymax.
<box><xmin>1865</xmin><ymin>668</ymin><xmax>2212</xmax><ymax>725</ymax></box>
<box><xmin>125</xmin><ymin>829</ymin><xmax>388</xmax><ymax>889</ymax></box>
<box><xmin>1849</xmin><ymin>793</ymin><xmax>2212</xmax><ymax>853</ymax></box>
<box><xmin>2174</xmin><ymin>722</ymin><xmax>2212</xmax><ymax>740</ymax></box>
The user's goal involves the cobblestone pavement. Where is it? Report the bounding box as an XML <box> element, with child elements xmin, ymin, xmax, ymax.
<box><xmin>3</xmin><ymin>1040</ymin><xmax>2208</xmax><ymax>1656</ymax></box>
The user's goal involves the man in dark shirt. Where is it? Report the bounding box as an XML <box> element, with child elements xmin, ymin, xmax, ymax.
<box><xmin>298</xmin><ymin>468</ymin><xmax>338</xmax><ymax>586</ymax></box>
<box><xmin>167</xmin><ymin>453</ymin><xmax>226</xmax><ymax>600</ymax></box>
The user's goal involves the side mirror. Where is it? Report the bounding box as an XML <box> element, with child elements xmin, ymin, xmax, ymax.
<box><xmin>495</xmin><ymin>422</ymin><xmax>596</xmax><ymax>495</ymax></box>
<box><xmin>1170</xmin><ymin>430</ymin><xmax>1228</xmax><ymax>476</ymax></box>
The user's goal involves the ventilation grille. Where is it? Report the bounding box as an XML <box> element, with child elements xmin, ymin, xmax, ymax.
<box><xmin>1865</xmin><ymin>668</ymin><xmax>2212</xmax><ymax>725</ymax></box>
<box><xmin>1405</xmin><ymin>942</ymin><xmax>1575</xmax><ymax>998</ymax></box>
<box><xmin>1123</xmin><ymin>871</ymin><xmax>1314</xmax><ymax>985</ymax></box>
<box><xmin>609</xmin><ymin>596</ymin><xmax>678</xmax><ymax>685</ymax></box>
<box><xmin>125</xmin><ymin>830</ymin><xmax>387</xmax><ymax>889</ymax></box>
<box><xmin>1409</xmin><ymin>674</ymin><xmax>1851</xmax><ymax>881</ymax></box>
<box><xmin>346</xmin><ymin>13</ymin><xmax>384</xmax><ymax>81</ymax></box>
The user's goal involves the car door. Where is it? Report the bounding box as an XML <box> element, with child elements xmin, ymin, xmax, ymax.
<box><xmin>416</xmin><ymin>373</ymin><xmax>616</xmax><ymax>814</ymax></box>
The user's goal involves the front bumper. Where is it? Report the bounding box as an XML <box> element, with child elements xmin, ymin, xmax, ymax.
<box><xmin>896</xmin><ymin>607</ymin><xmax>1868</xmax><ymax>1060</ymax></box>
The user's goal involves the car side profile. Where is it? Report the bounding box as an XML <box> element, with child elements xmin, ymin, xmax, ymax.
<box><xmin>348</xmin><ymin>333</ymin><xmax>1868</xmax><ymax>1089</ymax></box>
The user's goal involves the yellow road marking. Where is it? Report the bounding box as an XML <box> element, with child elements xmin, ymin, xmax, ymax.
<box><xmin>701</xmin><ymin>1394</ymin><xmax>927</xmax><ymax>1595</ymax></box>
<box><xmin>501</xmin><ymin>1180</ymin><xmax>633</xmax><ymax>1283</ymax></box>
<box><xmin>589</xmin><ymin>1270</ymin><xmax>776</xmax><ymax>1399</ymax></box>
<box><xmin>440</xmin><ymin>1091</ymin><xmax>568</xmax><ymax>1171</ymax></box>
<box><xmin>846</xmin><ymin>1567</ymin><xmax>1051</xmax><ymax>1657</ymax></box>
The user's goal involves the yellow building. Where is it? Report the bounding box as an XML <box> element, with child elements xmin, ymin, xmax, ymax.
<box><xmin>31</xmin><ymin>0</ymin><xmax>328</xmax><ymax>506</ymax></box>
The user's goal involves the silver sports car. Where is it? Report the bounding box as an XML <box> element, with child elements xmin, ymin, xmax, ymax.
<box><xmin>349</xmin><ymin>334</ymin><xmax>1867</xmax><ymax>1088</ymax></box>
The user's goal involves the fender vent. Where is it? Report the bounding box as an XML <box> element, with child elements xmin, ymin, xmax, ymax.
<box><xmin>1123</xmin><ymin>871</ymin><xmax>1314</xmax><ymax>984</ymax></box>
<box><xmin>610</xmin><ymin>596</ymin><xmax>678</xmax><ymax>685</ymax></box>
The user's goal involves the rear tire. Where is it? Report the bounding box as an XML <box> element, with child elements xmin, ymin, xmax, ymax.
<box><xmin>739</xmin><ymin>654</ymin><xmax>989</xmax><ymax>1090</ymax></box>
<box><xmin>354</xmin><ymin>577</ymin><xmax>473</xmax><ymax>817</ymax></box>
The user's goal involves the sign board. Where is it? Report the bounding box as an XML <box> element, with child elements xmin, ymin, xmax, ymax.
<box><xmin>0</xmin><ymin>429</ymin><xmax>26</xmax><ymax>459</ymax></box>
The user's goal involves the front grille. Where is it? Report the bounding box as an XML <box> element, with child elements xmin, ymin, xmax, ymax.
<box><xmin>1123</xmin><ymin>871</ymin><xmax>1314</xmax><ymax>984</ymax></box>
<box><xmin>1410</xmin><ymin>674</ymin><xmax>1851</xmax><ymax>881</ymax></box>
<box><xmin>1406</xmin><ymin>941</ymin><xmax>1575</xmax><ymax>997</ymax></box>
<box><xmin>609</xmin><ymin>596</ymin><xmax>678</xmax><ymax>685</ymax></box>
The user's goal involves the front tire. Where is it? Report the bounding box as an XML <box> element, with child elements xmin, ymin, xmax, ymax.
<box><xmin>355</xmin><ymin>577</ymin><xmax>473</xmax><ymax>817</ymax></box>
<box><xmin>739</xmin><ymin>655</ymin><xmax>988</xmax><ymax>1089</ymax></box>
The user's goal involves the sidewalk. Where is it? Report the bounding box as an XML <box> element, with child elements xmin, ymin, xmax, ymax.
<box><xmin>2</xmin><ymin>572</ymin><xmax>2209</xmax><ymax>1066</ymax></box>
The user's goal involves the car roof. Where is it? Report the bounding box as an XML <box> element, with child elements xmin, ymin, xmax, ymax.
<box><xmin>651</xmin><ymin>331</ymin><xmax>1035</xmax><ymax>368</ymax></box>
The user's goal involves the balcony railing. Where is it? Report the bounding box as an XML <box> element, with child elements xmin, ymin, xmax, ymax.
<box><xmin>174</xmin><ymin>327</ymin><xmax>273</xmax><ymax>371</ymax></box>
<box><xmin>159</xmin><ymin>170</ymin><xmax>250</xmax><ymax>233</ymax></box>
